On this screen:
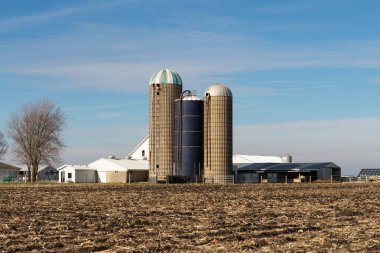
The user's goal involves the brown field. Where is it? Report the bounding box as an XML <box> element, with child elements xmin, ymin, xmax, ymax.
<box><xmin>0</xmin><ymin>183</ymin><xmax>379</xmax><ymax>252</ymax></box>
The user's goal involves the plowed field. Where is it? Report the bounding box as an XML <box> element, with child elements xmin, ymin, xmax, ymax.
<box><xmin>0</xmin><ymin>183</ymin><xmax>379</xmax><ymax>252</ymax></box>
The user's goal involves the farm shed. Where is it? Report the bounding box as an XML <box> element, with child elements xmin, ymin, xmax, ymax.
<box><xmin>0</xmin><ymin>162</ymin><xmax>21</xmax><ymax>181</ymax></box>
<box><xmin>232</xmin><ymin>154</ymin><xmax>291</xmax><ymax>174</ymax></box>
<box><xmin>57</xmin><ymin>165</ymin><xmax>96</xmax><ymax>183</ymax></box>
<box><xmin>89</xmin><ymin>157</ymin><xmax>149</xmax><ymax>183</ymax></box>
<box><xmin>127</xmin><ymin>135</ymin><xmax>149</xmax><ymax>160</ymax></box>
<box><xmin>237</xmin><ymin>162</ymin><xmax>341</xmax><ymax>183</ymax></box>
<box><xmin>357</xmin><ymin>168</ymin><xmax>380</xmax><ymax>181</ymax></box>
<box><xmin>18</xmin><ymin>165</ymin><xmax>58</xmax><ymax>181</ymax></box>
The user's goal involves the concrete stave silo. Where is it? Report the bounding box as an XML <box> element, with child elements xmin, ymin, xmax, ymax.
<box><xmin>174</xmin><ymin>91</ymin><xmax>203</xmax><ymax>182</ymax></box>
<box><xmin>149</xmin><ymin>69</ymin><xmax>183</xmax><ymax>182</ymax></box>
<box><xmin>203</xmin><ymin>83</ymin><xmax>233</xmax><ymax>183</ymax></box>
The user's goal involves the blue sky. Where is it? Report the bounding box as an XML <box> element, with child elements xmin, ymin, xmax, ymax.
<box><xmin>1</xmin><ymin>0</ymin><xmax>380</xmax><ymax>175</ymax></box>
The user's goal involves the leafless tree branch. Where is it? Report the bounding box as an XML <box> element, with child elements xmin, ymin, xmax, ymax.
<box><xmin>0</xmin><ymin>131</ymin><xmax>8</xmax><ymax>159</ymax></box>
<box><xmin>7</xmin><ymin>99</ymin><xmax>66</xmax><ymax>182</ymax></box>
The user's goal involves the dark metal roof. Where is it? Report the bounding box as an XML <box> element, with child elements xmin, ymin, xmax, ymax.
<box><xmin>237</xmin><ymin>162</ymin><xmax>340</xmax><ymax>173</ymax></box>
<box><xmin>358</xmin><ymin>168</ymin><xmax>380</xmax><ymax>177</ymax></box>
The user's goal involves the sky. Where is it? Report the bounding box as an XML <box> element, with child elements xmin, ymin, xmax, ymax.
<box><xmin>0</xmin><ymin>0</ymin><xmax>379</xmax><ymax>175</ymax></box>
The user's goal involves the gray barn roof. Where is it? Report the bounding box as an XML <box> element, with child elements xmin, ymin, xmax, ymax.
<box><xmin>0</xmin><ymin>162</ymin><xmax>21</xmax><ymax>171</ymax></box>
<box><xmin>358</xmin><ymin>168</ymin><xmax>380</xmax><ymax>177</ymax></box>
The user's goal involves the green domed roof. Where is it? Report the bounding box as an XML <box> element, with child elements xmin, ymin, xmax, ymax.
<box><xmin>149</xmin><ymin>68</ymin><xmax>182</xmax><ymax>85</ymax></box>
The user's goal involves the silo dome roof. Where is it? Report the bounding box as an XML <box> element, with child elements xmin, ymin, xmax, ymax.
<box><xmin>149</xmin><ymin>68</ymin><xmax>182</xmax><ymax>85</ymax></box>
<box><xmin>205</xmin><ymin>83</ymin><xmax>232</xmax><ymax>97</ymax></box>
<box><xmin>183</xmin><ymin>95</ymin><xmax>201</xmax><ymax>101</ymax></box>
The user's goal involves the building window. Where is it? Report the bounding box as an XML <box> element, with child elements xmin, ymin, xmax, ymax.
<box><xmin>157</xmin><ymin>92</ymin><xmax>160</xmax><ymax>95</ymax></box>
<box><xmin>156</xmin><ymin>165</ymin><xmax>159</xmax><ymax>168</ymax></box>
<box><xmin>142</xmin><ymin>150</ymin><xmax>145</xmax><ymax>157</ymax></box>
<box><xmin>68</xmin><ymin>173</ymin><xmax>72</xmax><ymax>179</ymax></box>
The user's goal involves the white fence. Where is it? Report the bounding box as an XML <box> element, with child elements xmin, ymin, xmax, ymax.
<box><xmin>207</xmin><ymin>175</ymin><xmax>235</xmax><ymax>184</ymax></box>
<box><xmin>357</xmin><ymin>175</ymin><xmax>380</xmax><ymax>182</ymax></box>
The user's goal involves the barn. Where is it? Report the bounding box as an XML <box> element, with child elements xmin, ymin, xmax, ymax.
<box><xmin>18</xmin><ymin>165</ymin><xmax>58</xmax><ymax>181</ymax></box>
<box><xmin>0</xmin><ymin>162</ymin><xmax>21</xmax><ymax>181</ymax></box>
<box><xmin>89</xmin><ymin>157</ymin><xmax>148</xmax><ymax>183</ymax></box>
<box><xmin>236</xmin><ymin>162</ymin><xmax>341</xmax><ymax>183</ymax></box>
<box><xmin>57</xmin><ymin>165</ymin><xmax>96</xmax><ymax>183</ymax></box>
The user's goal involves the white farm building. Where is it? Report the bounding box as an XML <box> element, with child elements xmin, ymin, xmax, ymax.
<box><xmin>58</xmin><ymin>137</ymin><xmax>149</xmax><ymax>183</ymax></box>
<box><xmin>89</xmin><ymin>158</ymin><xmax>148</xmax><ymax>183</ymax></box>
<box><xmin>58</xmin><ymin>158</ymin><xmax>148</xmax><ymax>184</ymax></box>
<box><xmin>58</xmin><ymin>165</ymin><xmax>96</xmax><ymax>183</ymax></box>
<box><xmin>127</xmin><ymin>135</ymin><xmax>149</xmax><ymax>160</ymax></box>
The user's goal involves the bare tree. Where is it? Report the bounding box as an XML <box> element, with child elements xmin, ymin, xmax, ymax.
<box><xmin>7</xmin><ymin>100</ymin><xmax>66</xmax><ymax>182</ymax></box>
<box><xmin>0</xmin><ymin>131</ymin><xmax>8</xmax><ymax>159</ymax></box>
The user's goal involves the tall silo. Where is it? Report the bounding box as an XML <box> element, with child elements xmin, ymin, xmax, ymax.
<box><xmin>174</xmin><ymin>91</ymin><xmax>203</xmax><ymax>182</ymax></box>
<box><xmin>149</xmin><ymin>68</ymin><xmax>183</xmax><ymax>182</ymax></box>
<box><xmin>203</xmin><ymin>83</ymin><xmax>233</xmax><ymax>183</ymax></box>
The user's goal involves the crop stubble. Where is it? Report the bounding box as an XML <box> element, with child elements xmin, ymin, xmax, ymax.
<box><xmin>0</xmin><ymin>183</ymin><xmax>379</xmax><ymax>252</ymax></box>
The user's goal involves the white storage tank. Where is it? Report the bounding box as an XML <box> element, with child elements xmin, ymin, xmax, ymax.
<box><xmin>282</xmin><ymin>154</ymin><xmax>292</xmax><ymax>163</ymax></box>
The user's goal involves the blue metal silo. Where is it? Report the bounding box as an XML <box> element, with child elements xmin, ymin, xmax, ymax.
<box><xmin>174</xmin><ymin>91</ymin><xmax>204</xmax><ymax>182</ymax></box>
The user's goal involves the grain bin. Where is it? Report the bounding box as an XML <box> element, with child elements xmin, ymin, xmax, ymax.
<box><xmin>149</xmin><ymin>68</ymin><xmax>183</xmax><ymax>182</ymax></box>
<box><xmin>174</xmin><ymin>91</ymin><xmax>203</xmax><ymax>182</ymax></box>
<box><xmin>203</xmin><ymin>83</ymin><xmax>233</xmax><ymax>183</ymax></box>
<box><xmin>282</xmin><ymin>154</ymin><xmax>292</xmax><ymax>163</ymax></box>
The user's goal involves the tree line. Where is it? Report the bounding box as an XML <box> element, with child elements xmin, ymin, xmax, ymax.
<box><xmin>0</xmin><ymin>99</ymin><xmax>66</xmax><ymax>182</ymax></box>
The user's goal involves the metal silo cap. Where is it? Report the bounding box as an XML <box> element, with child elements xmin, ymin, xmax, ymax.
<box><xmin>204</xmin><ymin>83</ymin><xmax>233</xmax><ymax>97</ymax></box>
<box><xmin>149</xmin><ymin>68</ymin><xmax>183</xmax><ymax>85</ymax></box>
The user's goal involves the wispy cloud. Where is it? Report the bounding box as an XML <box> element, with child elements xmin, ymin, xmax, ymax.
<box><xmin>5</xmin><ymin>34</ymin><xmax>379</xmax><ymax>92</ymax></box>
<box><xmin>62</xmin><ymin>124</ymin><xmax>148</xmax><ymax>164</ymax></box>
<box><xmin>95</xmin><ymin>112</ymin><xmax>123</xmax><ymax>119</ymax></box>
<box><xmin>1</xmin><ymin>7</ymin><xmax>380</xmax><ymax>93</ymax></box>
<box><xmin>0</xmin><ymin>8</ymin><xmax>81</xmax><ymax>33</ymax></box>
<box><xmin>255</xmin><ymin>1</ymin><xmax>322</xmax><ymax>14</ymax></box>
<box><xmin>66</xmin><ymin>101</ymin><xmax>145</xmax><ymax>112</ymax></box>
<box><xmin>0</xmin><ymin>0</ymin><xmax>132</xmax><ymax>33</ymax></box>
<box><xmin>371</xmin><ymin>77</ymin><xmax>380</xmax><ymax>84</ymax></box>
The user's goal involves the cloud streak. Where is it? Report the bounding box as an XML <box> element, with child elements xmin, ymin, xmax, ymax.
<box><xmin>2</xmin><ymin>23</ymin><xmax>380</xmax><ymax>93</ymax></box>
<box><xmin>372</xmin><ymin>77</ymin><xmax>380</xmax><ymax>84</ymax></box>
<box><xmin>0</xmin><ymin>0</ymin><xmax>132</xmax><ymax>33</ymax></box>
<box><xmin>254</xmin><ymin>1</ymin><xmax>322</xmax><ymax>14</ymax></box>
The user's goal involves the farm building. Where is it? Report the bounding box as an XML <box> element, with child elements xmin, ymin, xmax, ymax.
<box><xmin>233</xmin><ymin>154</ymin><xmax>291</xmax><ymax>169</ymax></box>
<box><xmin>58</xmin><ymin>165</ymin><xmax>96</xmax><ymax>183</ymax></box>
<box><xmin>18</xmin><ymin>165</ymin><xmax>58</xmax><ymax>181</ymax></box>
<box><xmin>127</xmin><ymin>135</ymin><xmax>149</xmax><ymax>160</ymax></box>
<box><xmin>236</xmin><ymin>162</ymin><xmax>341</xmax><ymax>183</ymax></box>
<box><xmin>357</xmin><ymin>168</ymin><xmax>380</xmax><ymax>181</ymax></box>
<box><xmin>58</xmin><ymin>158</ymin><xmax>149</xmax><ymax>184</ymax></box>
<box><xmin>0</xmin><ymin>162</ymin><xmax>21</xmax><ymax>181</ymax></box>
<box><xmin>89</xmin><ymin>157</ymin><xmax>148</xmax><ymax>183</ymax></box>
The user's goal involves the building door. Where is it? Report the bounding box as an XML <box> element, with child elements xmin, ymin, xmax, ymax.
<box><xmin>61</xmin><ymin>171</ymin><xmax>65</xmax><ymax>183</ymax></box>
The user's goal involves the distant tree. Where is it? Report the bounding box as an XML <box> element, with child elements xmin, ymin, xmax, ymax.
<box><xmin>7</xmin><ymin>99</ymin><xmax>66</xmax><ymax>182</ymax></box>
<box><xmin>0</xmin><ymin>131</ymin><xmax>8</xmax><ymax>159</ymax></box>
